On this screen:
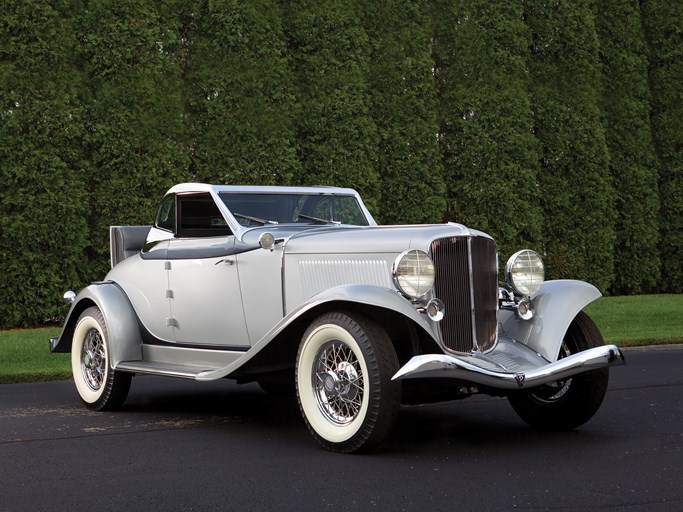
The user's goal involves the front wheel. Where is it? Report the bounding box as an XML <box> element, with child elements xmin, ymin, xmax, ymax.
<box><xmin>71</xmin><ymin>307</ymin><xmax>131</xmax><ymax>411</ymax></box>
<box><xmin>296</xmin><ymin>311</ymin><xmax>401</xmax><ymax>453</ymax></box>
<box><xmin>508</xmin><ymin>311</ymin><xmax>609</xmax><ymax>430</ymax></box>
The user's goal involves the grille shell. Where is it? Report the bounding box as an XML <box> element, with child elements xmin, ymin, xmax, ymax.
<box><xmin>430</xmin><ymin>236</ymin><xmax>499</xmax><ymax>353</ymax></box>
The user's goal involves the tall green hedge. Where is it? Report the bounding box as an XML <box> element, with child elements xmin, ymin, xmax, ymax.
<box><xmin>526</xmin><ymin>0</ymin><xmax>615</xmax><ymax>292</ymax></box>
<box><xmin>363</xmin><ymin>0</ymin><xmax>445</xmax><ymax>225</ymax></box>
<box><xmin>0</xmin><ymin>0</ymin><xmax>89</xmax><ymax>328</ymax></box>
<box><xmin>641</xmin><ymin>0</ymin><xmax>683</xmax><ymax>293</ymax></box>
<box><xmin>185</xmin><ymin>0</ymin><xmax>299</xmax><ymax>185</ymax></box>
<box><xmin>433</xmin><ymin>0</ymin><xmax>543</xmax><ymax>259</ymax></box>
<box><xmin>0</xmin><ymin>1</ymin><xmax>682</xmax><ymax>327</ymax></box>
<box><xmin>78</xmin><ymin>0</ymin><xmax>189</xmax><ymax>278</ymax></box>
<box><xmin>594</xmin><ymin>0</ymin><xmax>660</xmax><ymax>294</ymax></box>
<box><xmin>284</xmin><ymin>0</ymin><xmax>380</xmax><ymax>213</ymax></box>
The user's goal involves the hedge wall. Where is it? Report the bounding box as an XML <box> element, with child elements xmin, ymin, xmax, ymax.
<box><xmin>594</xmin><ymin>0</ymin><xmax>660</xmax><ymax>294</ymax></box>
<box><xmin>363</xmin><ymin>0</ymin><xmax>445</xmax><ymax>225</ymax></box>
<box><xmin>1</xmin><ymin>0</ymin><xmax>681</xmax><ymax>327</ymax></box>
<box><xmin>641</xmin><ymin>0</ymin><xmax>683</xmax><ymax>294</ymax></box>
<box><xmin>433</xmin><ymin>0</ymin><xmax>543</xmax><ymax>259</ymax></box>
<box><xmin>0</xmin><ymin>1</ymin><xmax>90</xmax><ymax>326</ymax></box>
<box><xmin>526</xmin><ymin>0</ymin><xmax>615</xmax><ymax>292</ymax></box>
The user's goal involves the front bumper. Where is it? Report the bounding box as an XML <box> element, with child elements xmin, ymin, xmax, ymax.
<box><xmin>392</xmin><ymin>338</ymin><xmax>625</xmax><ymax>390</ymax></box>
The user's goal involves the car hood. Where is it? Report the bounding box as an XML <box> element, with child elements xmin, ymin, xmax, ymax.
<box><xmin>241</xmin><ymin>223</ymin><xmax>490</xmax><ymax>255</ymax></box>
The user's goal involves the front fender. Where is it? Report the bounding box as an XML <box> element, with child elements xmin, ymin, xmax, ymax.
<box><xmin>197</xmin><ymin>284</ymin><xmax>439</xmax><ymax>380</ymax></box>
<box><xmin>49</xmin><ymin>282</ymin><xmax>143</xmax><ymax>366</ymax></box>
<box><xmin>297</xmin><ymin>284</ymin><xmax>438</xmax><ymax>337</ymax></box>
<box><xmin>499</xmin><ymin>279</ymin><xmax>602</xmax><ymax>362</ymax></box>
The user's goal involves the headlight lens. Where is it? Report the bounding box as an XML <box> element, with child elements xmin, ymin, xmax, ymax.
<box><xmin>505</xmin><ymin>249</ymin><xmax>544</xmax><ymax>296</ymax></box>
<box><xmin>392</xmin><ymin>250</ymin><xmax>435</xmax><ymax>299</ymax></box>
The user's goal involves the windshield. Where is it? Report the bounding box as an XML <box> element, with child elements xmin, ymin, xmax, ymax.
<box><xmin>219</xmin><ymin>192</ymin><xmax>370</xmax><ymax>227</ymax></box>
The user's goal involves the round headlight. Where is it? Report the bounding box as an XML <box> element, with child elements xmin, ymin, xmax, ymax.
<box><xmin>392</xmin><ymin>250</ymin><xmax>435</xmax><ymax>299</ymax></box>
<box><xmin>505</xmin><ymin>249</ymin><xmax>544</xmax><ymax>296</ymax></box>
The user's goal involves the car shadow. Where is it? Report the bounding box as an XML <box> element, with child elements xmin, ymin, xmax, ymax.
<box><xmin>114</xmin><ymin>376</ymin><xmax>613</xmax><ymax>455</ymax></box>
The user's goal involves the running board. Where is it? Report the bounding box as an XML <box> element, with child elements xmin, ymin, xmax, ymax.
<box><xmin>115</xmin><ymin>361</ymin><xmax>216</xmax><ymax>380</ymax></box>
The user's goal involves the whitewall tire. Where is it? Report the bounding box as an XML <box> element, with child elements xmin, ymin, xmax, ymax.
<box><xmin>296</xmin><ymin>311</ymin><xmax>400</xmax><ymax>453</ymax></box>
<box><xmin>71</xmin><ymin>306</ymin><xmax>131</xmax><ymax>411</ymax></box>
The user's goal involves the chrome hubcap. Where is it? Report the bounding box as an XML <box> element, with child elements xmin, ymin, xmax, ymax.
<box><xmin>81</xmin><ymin>328</ymin><xmax>106</xmax><ymax>391</ymax></box>
<box><xmin>312</xmin><ymin>341</ymin><xmax>363</xmax><ymax>425</ymax></box>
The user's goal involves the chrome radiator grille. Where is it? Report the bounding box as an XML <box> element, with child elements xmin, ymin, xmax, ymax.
<box><xmin>430</xmin><ymin>236</ymin><xmax>498</xmax><ymax>353</ymax></box>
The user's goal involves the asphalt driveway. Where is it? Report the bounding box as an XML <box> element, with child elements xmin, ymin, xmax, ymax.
<box><xmin>1</xmin><ymin>346</ymin><xmax>681</xmax><ymax>511</ymax></box>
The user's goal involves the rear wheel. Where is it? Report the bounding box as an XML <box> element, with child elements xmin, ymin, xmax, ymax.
<box><xmin>71</xmin><ymin>307</ymin><xmax>131</xmax><ymax>411</ymax></box>
<box><xmin>296</xmin><ymin>311</ymin><xmax>400</xmax><ymax>453</ymax></box>
<box><xmin>508</xmin><ymin>311</ymin><xmax>609</xmax><ymax>429</ymax></box>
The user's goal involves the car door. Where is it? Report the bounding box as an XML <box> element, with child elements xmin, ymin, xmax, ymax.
<box><xmin>165</xmin><ymin>193</ymin><xmax>250</xmax><ymax>348</ymax></box>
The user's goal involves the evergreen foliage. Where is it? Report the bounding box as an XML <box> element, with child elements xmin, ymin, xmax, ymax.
<box><xmin>0</xmin><ymin>2</ymin><xmax>682</xmax><ymax>327</ymax></box>
<box><xmin>78</xmin><ymin>0</ymin><xmax>189</xmax><ymax>278</ymax></box>
<box><xmin>641</xmin><ymin>0</ymin><xmax>683</xmax><ymax>292</ymax></box>
<box><xmin>0</xmin><ymin>0</ymin><xmax>89</xmax><ymax>327</ymax></box>
<box><xmin>284</xmin><ymin>0</ymin><xmax>380</xmax><ymax>212</ymax></box>
<box><xmin>525</xmin><ymin>0</ymin><xmax>615</xmax><ymax>291</ymax></box>
<box><xmin>594</xmin><ymin>0</ymin><xmax>660</xmax><ymax>294</ymax></box>
<box><xmin>362</xmin><ymin>0</ymin><xmax>445</xmax><ymax>225</ymax></box>
<box><xmin>185</xmin><ymin>0</ymin><xmax>299</xmax><ymax>185</ymax></box>
<box><xmin>432</xmin><ymin>0</ymin><xmax>543</xmax><ymax>259</ymax></box>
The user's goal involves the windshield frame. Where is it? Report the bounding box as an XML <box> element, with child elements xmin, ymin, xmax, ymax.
<box><xmin>218</xmin><ymin>190</ymin><xmax>374</xmax><ymax>232</ymax></box>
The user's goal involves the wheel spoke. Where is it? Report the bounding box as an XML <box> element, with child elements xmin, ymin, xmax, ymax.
<box><xmin>81</xmin><ymin>328</ymin><xmax>106</xmax><ymax>391</ymax></box>
<box><xmin>312</xmin><ymin>340</ymin><xmax>364</xmax><ymax>425</ymax></box>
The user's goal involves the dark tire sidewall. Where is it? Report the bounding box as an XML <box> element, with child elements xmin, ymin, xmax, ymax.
<box><xmin>508</xmin><ymin>311</ymin><xmax>609</xmax><ymax>430</ymax></box>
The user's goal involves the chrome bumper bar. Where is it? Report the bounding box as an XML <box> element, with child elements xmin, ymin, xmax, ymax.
<box><xmin>392</xmin><ymin>342</ymin><xmax>625</xmax><ymax>390</ymax></box>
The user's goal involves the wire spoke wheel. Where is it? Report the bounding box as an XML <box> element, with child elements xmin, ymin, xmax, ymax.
<box><xmin>71</xmin><ymin>307</ymin><xmax>131</xmax><ymax>411</ymax></box>
<box><xmin>81</xmin><ymin>328</ymin><xmax>107</xmax><ymax>391</ymax></box>
<box><xmin>296</xmin><ymin>311</ymin><xmax>400</xmax><ymax>453</ymax></box>
<box><xmin>313</xmin><ymin>341</ymin><xmax>364</xmax><ymax>425</ymax></box>
<box><xmin>526</xmin><ymin>343</ymin><xmax>572</xmax><ymax>404</ymax></box>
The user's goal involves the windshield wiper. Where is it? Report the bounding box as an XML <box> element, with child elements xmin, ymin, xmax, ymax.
<box><xmin>298</xmin><ymin>213</ymin><xmax>339</xmax><ymax>225</ymax></box>
<box><xmin>233</xmin><ymin>213</ymin><xmax>278</xmax><ymax>226</ymax></box>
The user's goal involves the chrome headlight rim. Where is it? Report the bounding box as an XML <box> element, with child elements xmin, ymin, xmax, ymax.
<box><xmin>505</xmin><ymin>249</ymin><xmax>545</xmax><ymax>297</ymax></box>
<box><xmin>392</xmin><ymin>249</ymin><xmax>435</xmax><ymax>300</ymax></box>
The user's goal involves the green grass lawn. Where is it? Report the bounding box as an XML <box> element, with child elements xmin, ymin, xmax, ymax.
<box><xmin>1</xmin><ymin>295</ymin><xmax>681</xmax><ymax>384</ymax></box>
<box><xmin>584</xmin><ymin>294</ymin><xmax>683</xmax><ymax>346</ymax></box>
<box><xmin>0</xmin><ymin>327</ymin><xmax>71</xmax><ymax>384</ymax></box>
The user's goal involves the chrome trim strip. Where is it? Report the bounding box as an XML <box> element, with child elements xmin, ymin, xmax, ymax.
<box><xmin>392</xmin><ymin>344</ymin><xmax>625</xmax><ymax>389</ymax></box>
<box><xmin>467</xmin><ymin>237</ymin><xmax>478</xmax><ymax>350</ymax></box>
<box><xmin>115</xmin><ymin>361</ymin><xmax>209</xmax><ymax>379</ymax></box>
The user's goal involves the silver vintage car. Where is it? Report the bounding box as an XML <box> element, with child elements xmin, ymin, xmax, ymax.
<box><xmin>51</xmin><ymin>183</ymin><xmax>625</xmax><ymax>452</ymax></box>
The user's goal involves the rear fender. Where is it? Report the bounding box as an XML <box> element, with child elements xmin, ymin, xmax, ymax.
<box><xmin>50</xmin><ymin>282</ymin><xmax>143</xmax><ymax>366</ymax></box>
<box><xmin>498</xmin><ymin>280</ymin><xmax>602</xmax><ymax>362</ymax></box>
